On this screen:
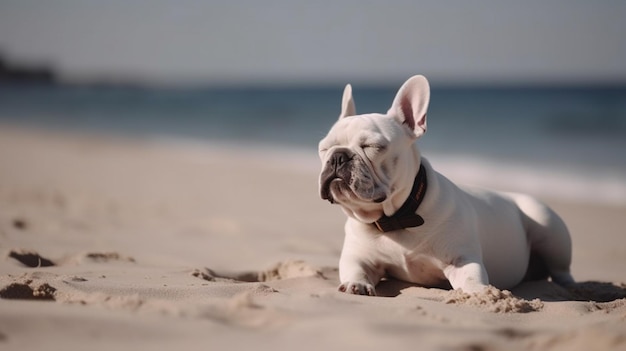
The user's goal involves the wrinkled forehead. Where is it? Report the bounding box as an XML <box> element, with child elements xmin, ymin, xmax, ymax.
<box><xmin>320</xmin><ymin>114</ymin><xmax>400</xmax><ymax>149</ymax></box>
<box><xmin>320</xmin><ymin>114</ymin><xmax>380</xmax><ymax>147</ymax></box>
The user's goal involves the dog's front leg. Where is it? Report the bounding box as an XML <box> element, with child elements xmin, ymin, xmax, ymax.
<box><xmin>338</xmin><ymin>255</ymin><xmax>383</xmax><ymax>296</ymax></box>
<box><xmin>443</xmin><ymin>258</ymin><xmax>489</xmax><ymax>294</ymax></box>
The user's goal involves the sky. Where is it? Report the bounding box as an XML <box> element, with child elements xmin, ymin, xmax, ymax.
<box><xmin>0</xmin><ymin>0</ymin><xmax>625</xmax><ymax>85</ymax></box>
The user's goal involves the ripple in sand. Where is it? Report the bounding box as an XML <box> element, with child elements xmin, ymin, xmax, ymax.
<box><xmin>192</xmin><ymin>260</ymin><xmax>327</xmax><ymax>283</ymax></box>
<box><xmin>197</xmin><ymin>291</ymin><xmax>289</xmax><ymax>329</ymax></box>
<box><xmin>258</xmin><ymin>260</ymin><xmax>326</xmax><ymax>281</ymax></box>
<box><xmin>83</xmin><ymin>252</ymin><xmax>136</xmax><ymax>263</ymax></box>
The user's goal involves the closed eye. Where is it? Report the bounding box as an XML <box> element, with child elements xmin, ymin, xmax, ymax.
<box><xmin>361</xmin><ymin>144</ymin><xmax>388</xmax><ymax>152</ymax></box>
<box><xmin>318</xmin><ymin>142</ymin><xmax>331</xmax><ymax>154</ymax></box>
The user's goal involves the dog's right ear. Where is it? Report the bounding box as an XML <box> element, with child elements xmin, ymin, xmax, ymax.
<box><xmin>339</xmin><ymin>84</ymin><xmax>356</xmax><ymax>119</ymax></box>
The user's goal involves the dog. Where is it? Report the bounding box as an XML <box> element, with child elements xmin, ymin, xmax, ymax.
<box><xmin>318</xmin><ymin>75</ymin><xmax>574</xmax><ymax>295</ymax></box>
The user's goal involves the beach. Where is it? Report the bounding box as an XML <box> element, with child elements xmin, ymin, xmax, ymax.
<box><xmin>1</xmin><ymin>124</ymin><xmax>625</xmax><ymax>351</ymax></box>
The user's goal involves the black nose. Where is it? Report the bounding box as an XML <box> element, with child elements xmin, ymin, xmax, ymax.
<box><xmin>329</xmin><ymin>150</ymin><xmax>350</xmax><ymax>170</ymax></box>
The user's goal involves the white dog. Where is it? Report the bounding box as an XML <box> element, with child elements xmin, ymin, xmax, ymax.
<box><xmin>318</xmin><ymin>75</ymin><xmax>574</xmax><ymax>295</ymax></box>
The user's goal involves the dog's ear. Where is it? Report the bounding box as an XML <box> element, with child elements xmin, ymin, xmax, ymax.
<box><xmin>339</xmin><ymin>84</ymin><xmax>356</xmax><ymax>119</ymax></box>
<box><xmin>388</xmin><ymin>75</ymin><xmax>430</xmax><ymax>138</ymax></box>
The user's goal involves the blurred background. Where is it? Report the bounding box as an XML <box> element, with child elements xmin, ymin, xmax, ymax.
<box><xmin>0</xmin><ymin>0</ymin><xmax>625</xmax><ymax>205</ymax></box>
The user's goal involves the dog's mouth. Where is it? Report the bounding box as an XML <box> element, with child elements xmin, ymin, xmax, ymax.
<box><xmin>320</xmin><ymin>177</ymin><xmax>346</xmax><ymax>204</ymax></box>
<box><xmin>320</xmin><ymin>152</ymin><xmax>353</xmax><ymax>204</ymax></box>
<box><xmin>320</xmin><ymin>175</ymin><xmax>387</xmax><ymax>205</ymax></box>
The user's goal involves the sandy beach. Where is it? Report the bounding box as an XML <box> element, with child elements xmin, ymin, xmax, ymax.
<box><xmin>1</xmin><ymin>124</ymin><xmax>625</xmax><ymax>351</ymax></box>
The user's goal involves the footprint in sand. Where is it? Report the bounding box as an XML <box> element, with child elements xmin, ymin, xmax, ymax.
<box><xmin>8</xmin><ymin>250</ymin><xmax>55</xmax><ymax>268</ymax></box>
<box><xmin>11</xmin><ymin>218</ymin><xmax>28</xmax><ymax>230</ymax></box>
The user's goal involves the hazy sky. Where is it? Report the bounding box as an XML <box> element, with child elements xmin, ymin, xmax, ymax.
<box><xmin>0</xmin><ymin>1</ymin><xmax>624</xmax><ymax>85</ymax></box>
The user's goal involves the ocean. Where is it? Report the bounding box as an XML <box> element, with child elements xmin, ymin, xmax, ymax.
<box><xmin>1</xmin><ymin>83</ymin><xmax>625</xmax><ymax>205</ymax></box>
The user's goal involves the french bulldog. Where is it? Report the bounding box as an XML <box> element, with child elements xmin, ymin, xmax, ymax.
<box><xmin>318</xmin><ymin>75</ymin><xmax>574</xmax><ymax>295</ymax></box>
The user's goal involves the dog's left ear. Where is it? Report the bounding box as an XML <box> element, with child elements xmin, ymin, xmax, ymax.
<box><xmin>388</xmin><ymin>75</ymin><xmax>430</xmax><ymax>138</ymax></box>
<box><xmin>339</xmin><ymin>84</ymin><xmax>356</xmax><ymax>119</ymax></box>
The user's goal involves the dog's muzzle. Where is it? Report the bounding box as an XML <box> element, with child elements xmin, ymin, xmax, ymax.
<box><xmin>320</xmin><ymin>150</ymin><xmax>353</xmax><ymax>203</ymax></box>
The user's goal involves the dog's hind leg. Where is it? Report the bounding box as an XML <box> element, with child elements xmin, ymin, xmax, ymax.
<box><xmin>513</xmin><ymin>194</ymin><xmax>575</xmax><ymax>286</ymax></box>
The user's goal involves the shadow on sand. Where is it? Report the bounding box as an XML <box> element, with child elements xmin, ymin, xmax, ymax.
<box><xmin>375</xmin><ymin>278</ymin><xmax>626</xmax><ymax>303</ymax></box>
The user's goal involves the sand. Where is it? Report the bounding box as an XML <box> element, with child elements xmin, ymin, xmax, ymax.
<box><xmin>1</xmin><ymin>125</ymin><xmax>625</xmax><ymax>351</ymax></box>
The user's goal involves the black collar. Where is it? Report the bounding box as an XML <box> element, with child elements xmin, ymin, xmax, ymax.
<box><xmin>373</xmin><ymin>164</ymin><xmax>427</xmax><ymax>232</ymax></box>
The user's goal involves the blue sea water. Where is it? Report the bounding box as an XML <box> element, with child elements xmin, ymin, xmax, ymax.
<box><xmin>1</xmin><ymin>83</ymin><xmax>625</xmax><ymax>204</ymax></box>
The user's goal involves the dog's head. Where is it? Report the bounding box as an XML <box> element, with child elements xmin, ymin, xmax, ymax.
<box><xmin>318</xmin><ymin>75</ymin><xmax>430</xmax><ymax>222</ymax></box>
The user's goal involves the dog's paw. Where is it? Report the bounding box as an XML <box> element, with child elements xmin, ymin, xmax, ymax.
<box><xmin>338</xmin><ymin>282</ymin><xmax>376</xmax><ymax>296</ymax></box>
